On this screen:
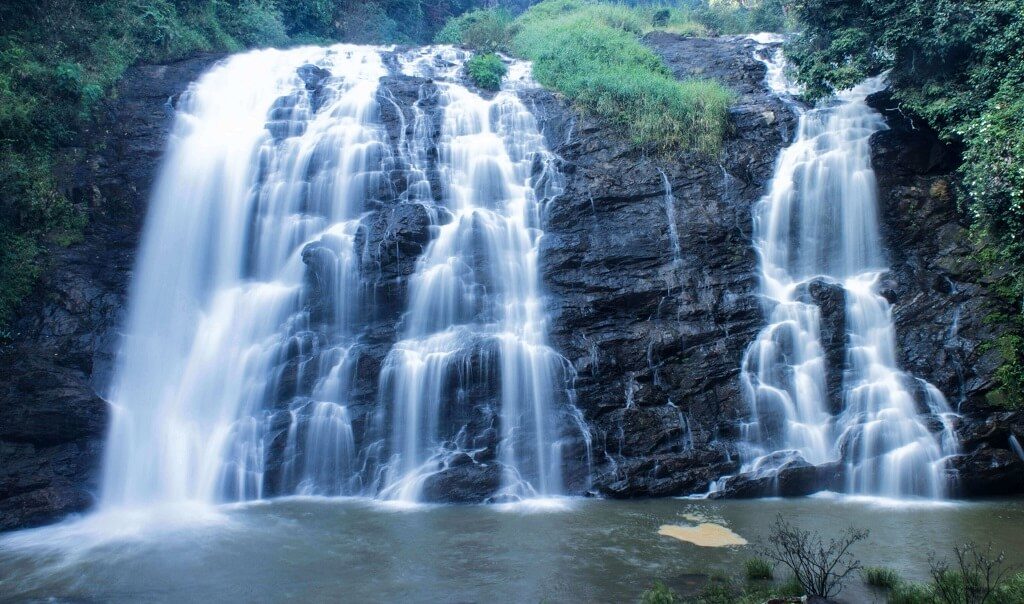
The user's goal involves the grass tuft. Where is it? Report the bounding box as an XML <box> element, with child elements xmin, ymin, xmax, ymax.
<box><xmin>744</xmin><ymin>557</ymin><xmax>774</xmax><ymax>581</ymax></box>
<box><xmin>863</xmin><ymin>566</ymin><xmax>902</xmax><ymax>589</ymax></box>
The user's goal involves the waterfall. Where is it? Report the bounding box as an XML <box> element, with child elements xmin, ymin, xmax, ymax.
<box><xmin>377</xmin><ymin>49</ymin><xmax>575</xmax><ymax>502</ymax></box>
<box><xmin>736</xmin><ymin>43</ymin><xmax>958</xmax><ymax>498</ymax></box>
<box><xmin>100</xmin><ymin>44</ymin><xmax>580</xmax><ymax>509</ymax></box>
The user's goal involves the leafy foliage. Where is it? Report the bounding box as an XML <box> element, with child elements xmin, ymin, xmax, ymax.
<box><xmin>639</xmin><ymin>580</ymin><xmax>681</xmax><ymax>604</ymax></box>
<box><xmin>435</xmin><ymin>7</ymin><xmax>515</xmax><ymax>51</ymax></box>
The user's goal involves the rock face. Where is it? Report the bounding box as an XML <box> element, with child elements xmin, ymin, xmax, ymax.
<box><xmin>525</xmin><ymin>34</ymin><xmax>796</xmax><ymax>497</ymax></box>
<box><xmin>868</xmin><ymin>91</ymin><xmax>1024</xmax><ymax>496</ymax></box>
<box><xmin>1</xmin><ymin>35</ymin><xmax>1020</xmax><ymax>531</ymax></box>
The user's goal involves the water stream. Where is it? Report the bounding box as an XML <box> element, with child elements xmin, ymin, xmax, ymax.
<box><xmin>101</xmin><ymin>44</ymin><xmax>581</xmax><ymax>509</ymax></box>
<box><xmin>734</xmin><ymin>43</ymin><xmax>958</xmax><ymax>497</ymax></box>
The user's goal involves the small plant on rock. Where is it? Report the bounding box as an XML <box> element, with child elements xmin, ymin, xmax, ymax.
<box><xmin>465</xmin><ymin>53</ymin><xmax>507</xmax><ymax>91</ymax></box>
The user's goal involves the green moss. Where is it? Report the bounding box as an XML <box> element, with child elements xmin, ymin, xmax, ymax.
<box><xmin>466</xmin><ymin>53</ymin><xmax>507</xmax><ymax>91</ymax></box>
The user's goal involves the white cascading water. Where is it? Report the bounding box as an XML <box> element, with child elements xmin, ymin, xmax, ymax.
<box><xmin>101</xmin><ymin>43</ymin><xmax>576</xmax><ymax>508</ymax></box>
<box><xmin>736</xmin><ymin>42</ymin><xmax>958</xmax><ymax>498</ymax></box>
<box><xmin>102</xmin><ymin>45</ymin><xmax>388</xmax><ymax>507</ymax></box>
<box><xmin>377</xmin><ymin>49</ymin><xmax>572</xmax><ymax>502</ymax></box>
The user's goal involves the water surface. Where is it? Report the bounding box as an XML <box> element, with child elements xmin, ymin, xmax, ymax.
<box><xmin>3</xmin><ymin>496</ymin><xmax>1022</xmax><ymax>602</ymax></box>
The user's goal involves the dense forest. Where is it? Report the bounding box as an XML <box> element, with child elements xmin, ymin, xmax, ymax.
<box><xmin>2</xmin><ymin>0</ymin><xmax>1023</xmax><ymax>408</ymax></box>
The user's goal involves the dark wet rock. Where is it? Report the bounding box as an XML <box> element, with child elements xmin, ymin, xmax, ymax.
<box><xmin>950</xmin><ymin>446</ymin><xmax>1024</xmax><ymax>497</ymax></box>
<box><xmin>796</xmin><ymin>278</ymin><xmax>846</xmax><ymax>412</ymax></box>
<box><xmin>526</xmin><ymin>34</ymin><xmax>796</xmax><ymax>498</ymax></box>
<box><xmin>597</xmin><ymin>447</ymin><xmax>739</xmax><ymax>498</ymax></box>
<box><xmin>297</xmin><ymin>64</ymin><xmax>331</xmax><ymax>90</ymax></box>
<box><xmin>709</xmin><ymin>460</ymin><xmax>845</xmax><ymax>499</ymax></box>
<box><xmin>420</xmin><ymin>463</ymin><xmax>502</xmax><ymax>503</ymax></box>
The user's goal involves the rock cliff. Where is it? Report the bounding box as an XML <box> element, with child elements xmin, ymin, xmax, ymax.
<box><xmin>1</xmin><ymin>34</ymin><xmax>1020</xmax><ymax>531</ymax></box>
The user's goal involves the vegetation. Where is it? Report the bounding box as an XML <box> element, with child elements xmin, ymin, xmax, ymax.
<box><xmin>640</xmin><ymin>580</ymin><xmax>681</xmax><ymax>604</ymax></box>
<box><xmin>864</xmin><ymin>566</ymin><xmax>904</xmax><ymax>590</ymax></box>
<box><xmin>437</xmin><ymin>1</ymin><xmax>748</xmax><ymax>153</ymax></box>
<box><xmin>465</xmin><ymin>53</ymin><xmax>507</xmax><ymax>91</ymax></box>
<box><xmin>785</xmin><ymin>0</ymin><xmax>1024</xmax><ymax>408</ymax></box>
<box><xmin>436</xmin><ymin>7</ymin><xmax>515</xmax><ymax>51</ymax></box>
<box><xmin>744</xmin><ymin>557</ymin><xmax>774</xmax><ymax>581</ymax></box>
<box><xmin>639</xmin><ymin>575</ymin><xmax>803</xmax><ymax>604</ymax></box>
<box><xmin>756</xmin><ymin>514</ymin><xmax>868</xmax><ymax>599</ymax></box>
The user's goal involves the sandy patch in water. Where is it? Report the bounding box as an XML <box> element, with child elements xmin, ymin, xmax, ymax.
<box><xmin>658</xmin><ymin>521</ymin><xmax>748</xmax><ymax>547</ymax></box>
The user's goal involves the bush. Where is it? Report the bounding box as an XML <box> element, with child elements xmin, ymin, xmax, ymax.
<box><xmin>219</xmin><ymin>0</ymin><xmax>289</xmax><ymax>48</ymax></box>
<box><xmin>640</xmin><ymin>580</ymin><xmax>680</xmax><ymax>604</ymax></box>
<box><xmin>692</xmin><ymin>0</ymin><xmax>787</xmax><ymax>35</ymax></box>
<box><xmin>928</xmin><ymin>541</ymin><xmax>1013</xmax><ymax>604</ymax></box>
<box><xmin>756</xmin><ymin>515</ymin><xmax>868</xmax><ymax>599</ymax></box>
<box><xmin>745</xmin><ymin>557</ymin><xmax>774</xmax><ymax>581</ymax></box>
<box><xmin>889</xmin><ymin>582</ymin><xmax>938</xmax><ymax>604</ymax></box>
<box><xmin>864</xmin><ymin>566</ymin><xmax>903</xmax><ymax>589</ymax></box>
<box><xmin>465</xmin><ymin>53</ymin><xmax>507</xmax><ymax>90</ymax></box>
<box><xmin>435</xmin><ymin>7</ymin><xmax>515</xmax><ymax>51</ymax></box>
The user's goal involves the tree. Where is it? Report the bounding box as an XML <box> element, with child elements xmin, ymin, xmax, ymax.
<box><xmin>757</xmin><ymin>515</ymin><xmax>868</xmax><ymax>599</ymax></box>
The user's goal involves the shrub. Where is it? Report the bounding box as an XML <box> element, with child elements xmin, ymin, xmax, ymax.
<box><xmin>928</xmin><ymin>541</ymin><xmax>1013</xmax><ymax>604</ymax></box>
<box><xmin>864</xmin><ymin>566</ymin><xmax>903</xmax><ymax>589</ymax></box>
<box><xmin>889</xmin><ymin>582</ymin><xmax>938</xmax><ymax>604</ymax></box>
<box><xmin>435</xmin><ymin>7</ymin><xmax>515</xmax><ymax>51</ymax></box>
<box><xmin>756</xmin><ymin>515</ymin><xmax>868</xmax><ymax>599</ymax></box>
<box><xmin>219</xmin><ymin>0</ymin><xmax>290</xmax><ymax>48</ymax></box>
<box><xmin>640</xmin><ymin>580</ymin><xmax>680</xmax><ymax>604</ymax></box>
<box><xmin>745</xmin><ymin>557</ymin><xmax>774</xmax><ymax>581</ymax></box>
<box><xmin>465</xmin><ymin>53</ymin><xmax>507</xmax><ymax>91</ymax></box>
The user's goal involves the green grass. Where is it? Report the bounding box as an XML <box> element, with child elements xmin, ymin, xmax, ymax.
<box><xmin>863</xmin><ymin>566</ymin><xmax>902</xmax><ymax>589</ymax></box>
<box><xmin>507</xmin><ymin>0</ymin><xmax>734</xmax><ymax>153</ymax></box>
<box><xmin>887</xmin><ymin>582</ymin><xmax>935</xmax><ymax>604</ymax></box>
<box><xmin>465</xmin><ymin>53</ymin><xmax>507</xmax><ymax>91</ymax></box>
<box><xmin>744</xmin><ymin>558</ymin><xmax>774</xmax><ymax>581</ymax></box>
